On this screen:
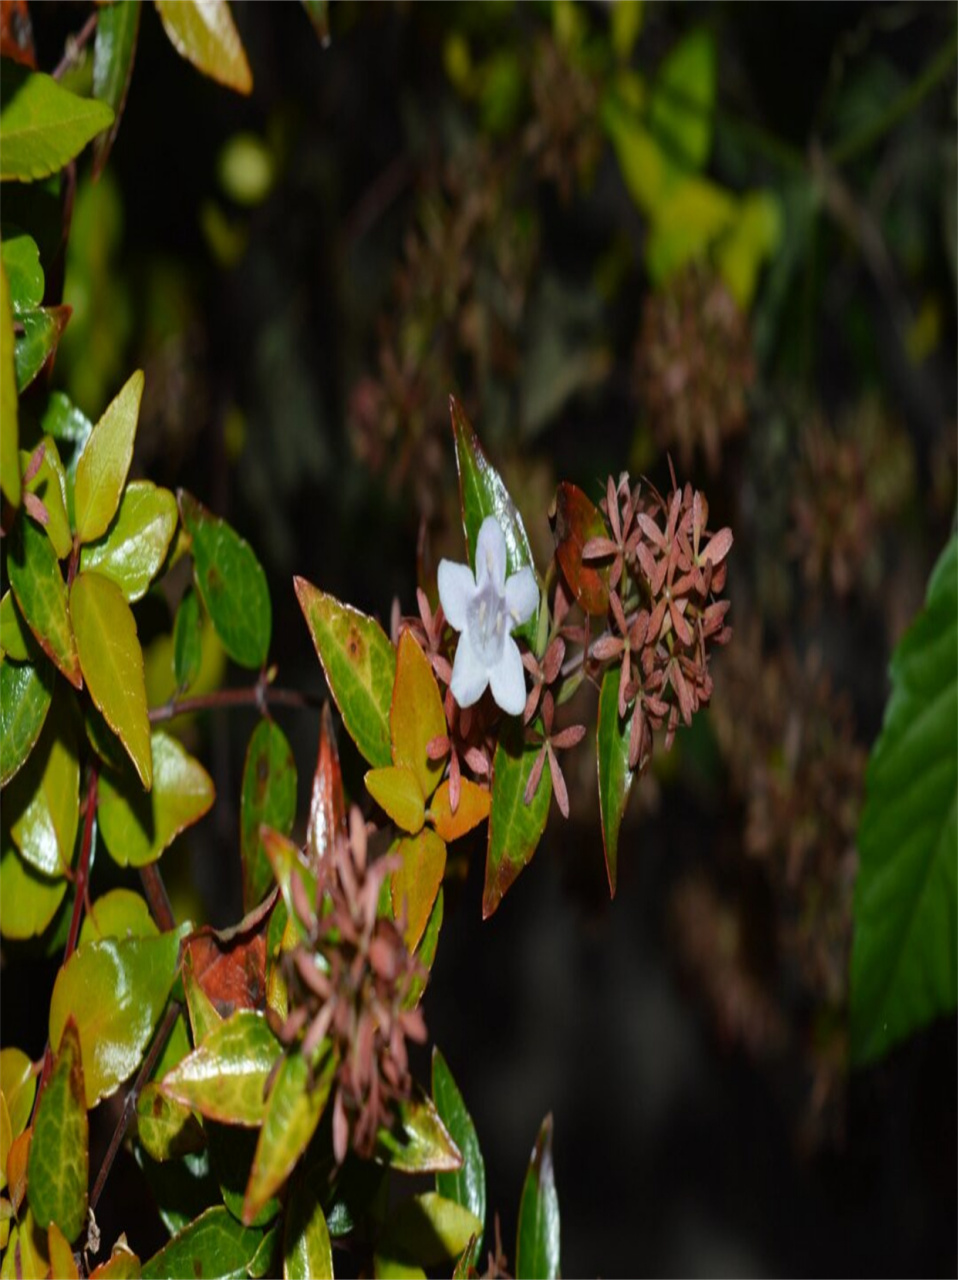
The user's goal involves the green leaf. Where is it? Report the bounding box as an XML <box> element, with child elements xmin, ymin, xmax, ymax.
<box><xmin>282</xmin><ymin>1172</ymin><xmax>334</xmax><ymax>1280</ymax></box>
<box><xmin>14</xmin><ymin>306</ymin><xmax>70</xmax><ymax>393</ymax></box>
<box><xmin>0</xmin><ymin>261</ymin><xmax>19</xmax><ymax>508</ymax></box>
<box><xmin>648</xmin><ymin>27</ymin><xmax>715</xmax><ymax>175</ymax></box>
<box><xmin>136</xmin><ymin>1082</ymin><xmax>205</xmax><ymax>1164</ymax></box>
<box><xmin>483</xmin><ymin>719</ymin><xmax>552</xmax><ymax>918</ymax></box>
<box><xmin>294</xmin><ymin>578</ymin><xmax>396</xmax><ymax>769</ymax></box>
<box><xmin>432</xmin><ymin>1049</ymin><xmax>486</xmax><ymax>1248</ymax></box>
<box><xmin>159</xmin><ymin>1011</ymin><xmax>281</xmax><ymax>1128</ymax></box>
<box><xmin>209</xmin><ymin>1125</ymin><xmax>281</xmax><ymax>1230</ymax></box>
<box><xmin>79</xmin><ymin>889</ymin><xmax>158</xmax><ymax>946</ymax></box>
<box><xmin>26</xmin><ymin>1019</ymin><xmax>88</xmax><ymax>1244</ymax></box>
<box><xmin>179</xmin><ymin>491</ymin><xmax>271</xmax><ymax>670</ymax></box>
<box><xmin>243</xmin><ymin>1049</ymin><xmax>337</xmax><ymax>1225</ymax></box>
<box><xmin>377</xmin><ymin>1193</ymin><xmax>483</xmax><ymax>1272</ymax></box>
<box><xmin>2</xmin><ymin>232</ymin><xmax>43</xmax><ymax>313</ymax></box>
<box><xmin>0</xmin><ymin>591</ymin><xmax>30</xmax><ymax>661</ymax></box>
<box><xmin>154</xmin><ymin>0</ymin><xmax>253</xmax><ymax>95</ymax></box>
<box><xmin>141</xmin><ymin>1206</ymin><xmax>265</xmax><ymax>1280</ymax></box>
<box><xmin>183</xmin><ymin>948</ymin><xmax>225</xmax><ymax>1045</ymax></box>
<box><xmin>91</xmin><ymin>0</ymin><xmax>141</xmax><ymax>174</ymax></box>
<box><xmin>1</xmin><ymin>1047</ymin><xmax>37</xmax><ymax>1139</ymax></box>
<box><xmin>596</xmin><ymin>668</ymin><xmax>636</xmax><ymax>899</ymax></box>
<box><xmin>515</xmin><ymin>1114</ymin><xmax>560</xmax><ymax>1280</ymax></box>
<box><xmin>49</xmin><ymin>930</ymin><xmax>184</xmax><ymax>1107</ymax></box>
<box><xmin>7</xmin><ymin>690</ymin><xmax>79</xmax><ymax>877</ymax></box>
<box><xmin>0</xmin><ymin>828</ymin><xmax>67</xmax><ymax>940</ymax></box>
<box><xmin>79</xmin><ymin>481</ymin><xmax>178</xmax><ymax>602</ymax></box>
<box><xmin>74</xmin><ymin>369</ymin><xmax>143</xmax><ymax>544</ymax></box>
<box><xmin>404</xmin><ymin>887</ymin><xmax>443</xmax><ymax>1010</ymax></box>
<box><xmin>714</xmin><ymin>188</ymin><xmax>782</xmax><ymax>311</ymax></box>
<box><xmin>0</xmin><ymin>63</ymin><xmax>114</xmax><ymax>182</ymax></box>
<box><xmin>644</xmin><ymin>175</ymin><xmax>736</xmax><ymax>285</ymax></box>
<box><xmin>7</xmin><ymin>513</ymin><xmax>81</xmax><ymax>688</ymax></box>
<box><xmin>40</xmin><ymin>392</ymin><xmax>92</xmax><ymax>519</ymax></box>
<box><xmin>451</xmin><ymin>396</ymin><xmax>538</xmax><ymax>643</ymax></box>
<box><xmin>1</xmin><ymin>655</ymin><xmax>54</xmax><ymax>786</ymax></box>
<box><xmin>241</xmin><ymin>720</ymin><xmax>297</xmax><ymax>911</ymax></box>
<box><xmin>173</xmin><ymin>587</ymin><xmax>202</xmax><ymax>692</ymax></box>
<box><xmin>71</xmin><ymin>570</ymin><xmax>152</xmax><ymax>789</ymax></box>
<box><xmin>21</xmin><ymin>437</ymin><xmax>71</xmax><ymax>559</ymax></box>
<box><xmin>850</xmin><ymin>533</ymin><xmax>958</xmax><ymax>1065</ymax></box>
<box><xmin>375</xmin><ymin>1090</ymin><xmax>462</xmax><ymax>1175</ymax></box>
<box><xmin>99</xmin><ymin>731</ymin><xmax>213</xmax><ymax>867</ymax></box>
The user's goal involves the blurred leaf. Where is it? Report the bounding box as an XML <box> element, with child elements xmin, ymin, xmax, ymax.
<box><xmin>160</xmin><ymin>1010</ymin><xmax>281</xmax><ymax>1127</ymax></box>
<box><xmin>404</xmin><ymin>887</ymin><xmax>442</xmax><ymax>1010</ymax></box>
<box><xmin>0</xmin><ymin>64</ymin><xmax>114</xmax><ymax>181</ymax></box>
<box><xmin>515</xmin><ymin>1114</ymin><xmax>560</xmax><ymax>1280</ymax></box>
<box><xmin>79</xmin><ymin>888</ymin><xmax>158</xmax><ymax>946</ymax></box>
<box><xmin>715</xmin><ymin>188</ymin><xmax>782</xmax><ymax>311</ymax></box>
<box><xmin>375</xmin><ymin>1090</ymin><xmax>462</xmax><ymax>1175</ymax></box>
<box><xmin>377</xmin><ymin>1193</ymin><xmax>482</xmax><ymax>1273</ymax></box>
<box><xmin>0</xmin><ymin>261</ymin><xmax>20</xmax><ymax>509</ymax></box>
<box><xmin>648</xmin><ymin>28</ymin><xmax>715</xmax><ymax>174</ymax></box>
<box><xmin>300</xmin><ymin>0</ymin><xmax>329</xmax><ymax>46</ymax></box>
<box><xmin>74</xmin><ymin>369</ymin><xmax>143</xmax><ymax>544</ymax></box>
<box><xmin>611</xmin><ymin>0</ymin><xmax>643</xmax><ymax>61</ymax></box>
<box><xmin>92</xmin><ymin>0</ymin><xmax>140</xmax><ymax>175</ymax></box>
<box><xmin>432</xmin><ymin>1049</ymin><xmax>486</xmax><ymax>1247</ymax></box>
<box><xmin>241</xmin><ymin>720</ymin><xmax>296</xmax><ymax>911</ymax></box>
<box><xmin>851</xmin><ymin>533</ymin><xmax>958</xmax><ymax>1064</ymax></box>
<box><xmin>645</xmin><ymin>176</ymin><xmax>736</xmax><ymax>284</ymax></box>
<box><xmin>8</xmin><ymin>691</ymin><xmax>78</xmax><ymax>877</ymax></box>
<box><xmin>0</xmin><ymin>827</ymin><xmax>66</xmax><ymax>940</ymax></box>
<box><xmin>596</xmin><ymin>667</ymin><xmax>635</xmax><ymax>899</ymax></box>
<box><xmin>141</xmin><ymin>1206</ymin><xmax>264</xmax><ymax>1280</ymax></box>
<box><xmin>0</xmin><ymin>654</ymin><xmax>54</xmax><ymax>786</ymax></box>
<box><xmin>553</xmin><ymin>482</ymin><xmax>610</xmax><ymax>616</ymax></box>
<box><xmin>282</xmin><ymin>1171</ymin><xmax>333</xmax><ymax>1280</ymax></box>
<box><xmin>294</xmin><ymin>578</ymin><xmax>396</xmax><ymax>769</ymax></box>
<box><xmin>429</xmin><ymin>779</ymin><xmax>490</xmax><ymax>843</ymax></box>
<box><xmin>0</xmin><ymin>1048</ymin><xmax>36</xmax><ymax>1138</ymax></box>
<box><xmin>392</xmin><ymin>630</ymin><xmax>445</xmax><ymax>801</ymax></box>
<box><xmin>478</xmin><ymin>49</ymin><xmax>524</xmax><ymax>137</ymax></box>
<box><xmin>7</xmin><ymin>510</ymin><xmax>81</xmax><ymax>687</ymax></box>
<box><xmin>26</xmin><ymin>1019</ymin><xmax>87</xmax><ymax>1243</ymax></box>
<box><xmin>209</xmin><ymin>1123</ymin><xmax>281</xmax><ymax>1230</ymax></box>
<box><xmin>306</xmin><ymin>703</ymin><xmax>347</xmax><ymax>870</ymax></box>
<box><xmin>71</xmin><ymin>570</ymin><xmax>152</xmax><ymax>789</ymax></box>
<box><xmin>0</xmin><ymin>590</ymin><xmax>30</xmax><ymax>660</ymax></box>
<box><xmin>1</xmin><ymin>231</ymin><xmax>43</xmax><ymax>312</ymax></box>
<box><xmin>217</xmin><ymin>133</ymin><xmax>274</xmax><ymax>207</ymax></box>
<box><xmin>261</xmin><ymin>827</ymin><xmax>317</xmax><ymax>943</ymax></box>
<box><xmin>391</xmin><ymin>828</ymin><xmax>446</xmax><ymax>950</ymax></box>
<box><xmin>99</xmin><ymin>731</ymin><xmax>214</xmax><ymax>867</ymax></box>
<box><xmin>79</xmin><ymin>481</ymin><xmax>178</xmax><ymax>602</ymax></box>
<box><xmin>173</xmin><ymin>586</ymin><xmax>202</xmax><ymax>692</ymax></box>
<box><xmin>88</xmin><ymin>1239</ymin><xmax>141</xmax><ymax>1278</ymax></box>
<box><xmin>366</xmin><ymin>766</ymin><xmax>425</xmax><ymax>836</ymax></box>
<box><xmin>483</xmin><ymin>719</ymin><xmax>551</xmax><ymax>919</ymax></box>
<box><xmin>154</xmin><ymin>0</ymin><xmax>253</xmax><ymax>95</ymax></box>
<box><xmin>602</xmin><ymin>93</ymin><xmax>664</xmax><ymax>214</ymax></box>
<box><xmin>21</xmin><ymin>437</ymin><xmax>71</xmax><ymax>559</ymax></box>
<box><xmin>13</xmin><ymin>305</ymin><xmax>70</xmax><ymax>391</ymax></box>
<box><xmin>137</xmin><ymin>1083</ymin><xmax>205</xmax><ymax>1164</ymax></box>
<box><xmin>46</xmin><ymin>1223</ymin><xmax>79</xmax><ymax>1280</ymax></box>
<box><xmin>179</xmin><ymin>491</ymin><xmax>271</xmax><ymax>670</ymax></box>
<box><xmin>49</xmin><ymin>930</ymin><xmax>184</xmax><ymax>1107</ymax></box>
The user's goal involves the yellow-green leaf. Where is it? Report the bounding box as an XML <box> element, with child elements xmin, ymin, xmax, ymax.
<box><xmin>375</xmin><ymin>1090</ymin><xmax>462</xmax><ymax>1175</ymax></box>
<box><xmin>47</xmin><ymin>1222</ymin><xmax>80</xmax><ymax>1280</ymax></box>
<box><xmin>79</xmin><ymin>889</ymin><xmax>159</xmax><ymax>946</ymax></box>
<box><xmin>136</xmin><ymin>1082</ymin><xmax>205</xmax><ymax>1164</ymax></box>
<box><xmin>7</xmin><ymin>514</ymin><xmax>81</xmax><ymax>688</ymax></box>
<box><xmin>155</xmin><ymin>0</ymin><xmax>253</xmax><ymax>95</ymax></box>
<box><xmin>283</xmin><ymin>1172</ymin><xmax>333</xmax><ymax>1280</ymax></box>
<box><xmin>7</xmin><ymin>691</ymin><xmax>79</xmax><ymax>877</ymax></box>
<box><xmin>391</xmin><ymin>630</ymin><xmax>445</xmax><ymax>801</ymax></box>
<box><xmin>2</xmin><ymin>1209</ymin><xmax>50</xmax><ymax>1280</ymax></box>
<box><xmin>391</xmin><ymin>829</ymin><xmax>446</xmax><ymax>951</ymax></box>
<box><xmin>74</xmin><ymin>370</ymin><xmax>144</xmax><ymax>545</ymax></box>
<box><xmin>20</xmin><ymin>438</ymin><xmax>71</xmax><ymax>560</ymax></box>
<box><xmin>0</xmin><ymin>64</ymin><xmax>114</xmax><ymax>182</ymax></box>
<box><xmin>0</xmin><ymin>1048</ymin><xmax>37</xmax><ymax>1139</ymax></box>
<box><xmin>366</xmin><ymin>765</ymin><xmax>425</xmax><ymax>835</ymax></box>
<box><xmin>0</xmin><ymin>262</ymin><xmax>19</xmax><ymax>508</ymax></box>
<box><xmin>26</xmin><ymin>1019</ymin><xmax>88</xmax><ymax>1244</ymax></box>
<box><xmin>80</xmin><ymin>481</ymin><xmax>178</xmax><ymax>602</ymax></box>
<box><xmin>0</xmin><ymin>592</ymin><xmax>30</xmax><ymax>661</ymax></box>
<box><xmin>92</xmin><ymin>0</ymin><xmax>141</xmax><ymax>174</ymax></box>
<box><xmin>377</xmin><ymin>1193</ymin><xmax>482</xmax><ymax>1271</ymax></box>
<box><xmin>0</xmin><ymin>654</ymin><xmax>55</xmax><ymax>787</ymax></box>
<box><xmin>159</xmin><ymin>1011</ymin><xmax>282</xmax><ymax>1128</ymax></box>
<box><xmin>0</xmin><ymin>830</ymin><xmax>66</xmax><ymax>940</ymax></box>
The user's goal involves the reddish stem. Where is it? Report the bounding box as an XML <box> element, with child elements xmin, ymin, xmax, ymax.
<box><xmin>139</xmin><ymin>863</ymin><xmax>176</xmax><ymax>934</ymax></box>
<box><xmin>148</xmin><ymin>682</ymin><xmax>321</xmax><ymax>724</ymax></box>
<box><xmin>51</xmin><ymin>11</ymin><xmax>98</xmax><ymax>81</ymax></box>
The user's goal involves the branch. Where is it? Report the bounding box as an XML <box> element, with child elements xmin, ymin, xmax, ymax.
<box><xmin>51</xmin><ymin>12</ymin><xmax>98</xmax><ymax>82</ymax></box>
<box><xmin>148</xmin><ymin>681</ymin><xmax>322</xmax><ymax>725</ymax></box>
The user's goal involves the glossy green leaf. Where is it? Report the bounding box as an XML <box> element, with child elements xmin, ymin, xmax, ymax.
<box><xmin>241</xmin><ymin>720</ymin><xmax>297</xmax><ymax>911</ymax></box>
<box><xmin>71</xmin><ymin>570</ymin><xmax>152</xmax><ymax>789</ymax></box>
<box><xmin>0</xmin><ymin>64</ymin><xmax>113</xmax><ymax>180</ymax></box>
<box><xmin>432</xmin><ymin>1049</ymin><xmax>485</xmax><ymax>1246</ymax></box>
<box><xmin>7</xmin><ymin>692</ymin><xmax>78</xmax><ymax>877</ymax></box>
<box><xmin>404</xmin><ymin>888</ymin><xmax>443</xmax><ymax>1010</ymax></box>
<box><xmin>74</xmin><ymin>369</ymin><xmax>143</xmax><ymax>544</ymax></box>
<box><xmin>40</xmin><ymin>392</ymin><xmax>92</xmax><ymax>517</ymax></box>
<box><xmin>99</xmin><ymin>730</ymin><xmax>213</xmax><ymax>867</ymax></box>
<box><xmin>79</xmin><ymin>481</ymin><xmax>177</xmax><ymax>602</ymax></box>
<box><xmin>0</xmin><ymin>655</ymin><xmax>54</xmax><ymax>786</ymax></box>
<box><xmin>173</xmin><ymin>587</ymin><xmax>202</xmax><ymax>692</ymax></box>
<box><xmin>391</xmin><ymin>629</ymin><xmax>445</xmax><ymax>800</ymax></box>
<box><xmin>282</xmin><ymin>1172</ymin><xmax>334</xmax><ymax>1280</ymax></box>
<box><xmin>179</xmin><ymin>491</ymin><xmax>271</xmax><ymax>670</ymax></box>
<box><xmin>243</xmin><ymin>1048</ymin><xmax>337</xmax><ymax>1225</ymax></box>
<box><xmin>375</xmin><ymin>1090</ymin><xmax>462</xmax><ymax>1175</ymax></box>
<box><xmin>483</xmin><ymin>719</ymin><xmax>552</xmax><ymax>919</ymax></box>
<box><xmin>552</xmin><ymin>482</ymin><xmax>610</xmax><ymax>616</ymax></box>
<box><xmin>154</xmin><ymin>0</ymin><xmax>253</xmax><ymax>95</ymax></box>
<box><xmin>366</xmin><ymin>765</ymin><xmax>425</xmax><ymax>835</ymax></box>
<box><xmin>0</xmin><ymin>592</ymin><xmax>30</xmax><ymax>662</ymax></box>
<box><xmin>21</xmin><ymin>437</ymin><xmax>71</xmax><ymax>559</ymax></box>
<box><xmin>209</xmin><ymin>1125</ymin><xmax>281</xmax><ymax>1230</ymax></box>
<box><xmin>0</xmin><ymin>1048</ymin><xmax>36</xmax><ymax>1140</ymax></box>
<box><xmin>136</xmin><ymin>1083</ymin><xmax>205</xmax><ymax>1164</ymax></box>
<box><xmin>49</xmin><ymin>930</ymin><xmax>184</xmax><ymax>1107</ymax></box>
<box><xmin>451</xmin><ymin>396</ymin><xmax>537</xmax><ymax>643</ymax></box>
<box><xmin>13</xmin><ymin>306</ymin><xmax>70</xmax><ymax>393</ymax></box>
<box><xmin>92</xmin><ymin>0</ymin><xmax>141</xmax><ymax>174</ymax></box>
<box><xmin>26</xmin><ymin>1019</ymin><xmax>88</xmax><ymax>1243</ymax></box>
<box><xmin>596</xmin><ymin>667</ymin><xmax>635</xmax><ymax>899</ymax></box>
<box><xmin>515</xmin><ymin>1114</ymin><xmax>560</xmax><ymax>1280</ymax></box>
<box><xmin>160</xmin><ymin>1011</ymin><xmax>281</xmax><ymax>1128</ymax></box>
<box><xmin>648</xmin><ymin>27</ymin><xmax>715</xmax><ymax>175</ymax></box>
<box><xmin>141</xmin><ymin>1206</ymin><xmax>264</xmax><ymax>1280</ymax></box>
<box><xmin>0</xmin><ymin>829</ymin><xmax>67</xmax><ymax>940</ymax></box>
<box><xmin>79</xmin><ymin>889</ymin><xmax>158</xmax><ymax>946</ymax></box>
<box><xmin>7</xmin><ymin>514</ymin><xmax>81</xmax><ymax>687</ymax></box>
<box><xmin>2</xmin><ymin>232</ymin><xmax>43</xmax><ymax>313</ymax></box>
<box><xmin>851</xmin><ymin>533</ymin><xmax>958</xmax><ymax>1064</ymax></box>
<box><xmin>294</xmin><ymin>577</ymin><xmax>396</xmax><ymax>769</ymax></box>
<box><xmin>378</xmin><ymin>1193</ymin><xmax>482</xmax><ymax>1273</ymax></box>
<box><xmin>391</xmin><ymin>828</ymin><xmax>446</xmax><ymax>951</ymax></box>
<box><xmin>0</xmin><ymin>261</ymin><xmax>19</xmax><ymax>508</ymax></box>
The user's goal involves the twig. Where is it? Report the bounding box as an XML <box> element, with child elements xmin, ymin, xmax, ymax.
<box><xmin>51</xmin><ymin>12</ymin><xmax>98</xmax><ymax>82</ymax></box>
<box><xmin>139</xmin><ymin>863</ymin><xmax>176</xmax><ymax>934</ymax></box>
<box><xmin>148</xmin><ymin>681</ymin><xmax>322</xmax><ymax>725</ymax></box>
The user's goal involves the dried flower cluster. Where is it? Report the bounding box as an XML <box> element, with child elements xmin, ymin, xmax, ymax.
<box><xmin>270</xmin><ymin>808</ymin><xmax>426</xmax><ymax>1163</ymax></box>
<box><xmin>524</xmin><ymin>35</ymin><xmax>602</xmax><ymax>199</ymax></box>
<box><xmin>634</xmin><ymin>265</ymin><xmax>755</xmax><ymax>473</ymax></box>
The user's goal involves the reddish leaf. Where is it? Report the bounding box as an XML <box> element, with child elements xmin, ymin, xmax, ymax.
<box><xmin>307</xmin><ymin>703</ymin><xmax>347</xmax><ymax>869</ymax></box>
<box><xmin>552</xmin><ymin>483</ymin><xmax>610</xmax><ymax>616</ymax></box>
<box><xmin>184</xmin><ymin>894</ymin><xmax>276</xmax><ymax>1018</ymax></box>
<box><xmin>0</xmin><ymin>0</ymin><xmax>36</xmax><ymax>68</ymax></box>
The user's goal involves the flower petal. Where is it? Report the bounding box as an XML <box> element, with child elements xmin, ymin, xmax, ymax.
<box><xmin>488</xmin><ymin>633</ymin><xmax>527</xmax><ymax>716</ymax></box>
<box><xmin>475</xmin><ymin>516</ymin><xmax>507</xmax><ymax>591</ymax></box>
<box><xmin>450</xmin><ymin>635</ymin><xmax>489</xmax><ymax>708</ymax></box>
<box><xmin>504</xmin><ymin>566</ymin><xmax>538</xmax><ymax>628</ymax></box>
<box><xmin>437</xmin><ymin>560</ymin><xmax>476</xmax><ymax>632</ymax></box>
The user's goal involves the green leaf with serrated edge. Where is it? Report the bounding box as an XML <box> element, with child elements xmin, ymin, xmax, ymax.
<box><xmin>7</xmin><ymin>515</ymin><xmax>81</xmax><ymax>688</ymax></box>
<box><xmin>451</xmin><ymin>396</ymin><xmax>538</xmax><ymax>644</ymax></box>
<box><xmin>91</xmin><ymin>0</ymin><xmax>140</xmax><ymax>174</ymax></box>
<box><xmin>283</xmin><ymin>1170</ymin><xmax>333</xmax><ymax>1280</ymax></box>
<box><xmin>8</xmin><ymin>691</ymin><xmax>78</xmax><ymax>877</ymax></box>
<box><xmin>378</xmin><ymin>1193</ymin><xmax>483</xmax><ymax>1271</ymax></box>
<box><xmin>515</xmin><ymin>1114</ymin><xmax>560</xmax><ymax>1280</ymax></box>
<box><xmin>375</xmin><ymin>1090</ymin><xmax>462</xmax><ymax>1174</ymax></box>
<box><xmin>1</xmin><ymin>591</ymin><xmax>30</xmax><ymax>661</ymax></box>
<box><xmin>173</xmin><ymin>586</ymin><xmax>202</xmax><ymax>691</ymax></box>
<box><xmin>483</xmin><ymin>718</ymin><xmax>552</xmax><ymax>919</ymax></box>
<box><xmin>243</xmin><ymin>1049</ymin><xmax>337</xmax><ymax>1225</ymax></box>
<box><xmin>597</xmin><ymin>667</ymin><xmax>635</xmax><ymax>899</ymax></box>
<box><xmin>160</xmin><ymin>1011</ymin><xmax>281</xmax><ymax>1128</ymax></box>
<box><xmin>26</xmin><ymin>1019</ymin><xmax>88</xmax><ymax>1243</ymax></box>
<box><xmin>21</xmin><ymin>438</ymin><xmax>71</xmax><ymax>559</ymax></box>
<box><xmin>79</xmin><ymin>889</ymin><xmax>158</xmax><ymax>947</ymax></box>
<box><xmin>136</xmin><ymin>1083</ymin><xmax>205</xmax><ymax>1164</ymax></box>
<box><xmin>49</xmin><ymin>929</ymin><xmax>185</xmax><ymax>1107</ymax></box>
<box><xmin>79</xmin><ymin>481</ymin><xmax>177</xmax><ymax>602</ymax></box>
<box><xmin>0</xmin><ymin>260</ymin><xmax>19</xmax><ymax>508</ymax></box>
<box><xmin>14</xmin><ymin>306</ymin><xmax>70</xmax><ymax>393</ymax></box>
<box><xmin>1</xmin><ymin>1048</ymin><xmax>36</xmax><ymax>1139</ymax></box>
<box><xmin>404</xmin><ymin>887</ymin><xmax>443</xmax><ymax>1010</ymax></box>
<box><xmin>432</xmin><ymin>1049</ymin><xmax>486</xmax><ymax>1249</ymax></box>
<box><xmin>241</xmin><ymin>720</ymin><xmax>297</xmax><ymax>911</ymax></box>
<box><xmin>294</xmin><ymin>578</ymin><xmax>396</xmax><ymax>769</ymax></box>
<box><xmin>99</xmin><ymin>731</ymin><xmax>213</xmax><ymax>868</ymax></box>
<box><xmin>141</xmin><ymin>1206</ymin><xmax>264</xmax><ymax>1280</ymax></box>
<box><xmin>2</xmin><ymin>233</ymin><xmax>43</xmax><ymax>314</ymax></box>
<box><xmin>850</xmin><ymin>532</ymin><xmax>958</xmax><ymax>1065</ymax></box>
<box><xmin>0</xmin><ymin>63</ymin><xmax>114</xmax><ymax>181</ymax></box>
<box><xmin>260</xmin><ymin>827</ymin><xmax>318</xmax><ymax>942</ymax></box>
<box><xmin>74</xmin><ymin>369</ymin><xmax>143</xmax><ymax>544</ymax></box>
<box><xmin>178</xmin><ymin>490</ymin><xmax>271</xmax><ymax>670</ymax></box>
<box><xmin>0</xmin><ymin>828</ymin><xmax>66</xmax><ymax>940</ymax></box>
<box><xmin>71</xmin><ymin>570</ymin><xmax>152</xmax><ymax>789</ymax></box>
<box><xmin>154</xmin><ymin>0</ymin><xmax>253</xmax><ymax>95</ymax></box>
<box><xmin>1</xmin><ymin>655</ymin><xmax>54</xmax><ymax>786</ymax></box>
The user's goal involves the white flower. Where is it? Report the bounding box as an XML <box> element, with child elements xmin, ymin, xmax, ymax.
<box><xmin>437</xmin><ymin>516</ymin><xmax>539</xmax><ymax>716</ymax></box>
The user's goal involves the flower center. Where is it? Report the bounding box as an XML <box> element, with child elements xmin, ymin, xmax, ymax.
<box><xmin>466</xmin><ymin>578</ymin><xmax>508</xmax><ymax>665</ymax></box>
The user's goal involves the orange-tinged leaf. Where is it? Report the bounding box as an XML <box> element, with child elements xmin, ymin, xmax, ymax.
<box><xmin>47</xmin><ymin>1221</ymin><xmax>79</xmax><ymax>1278</ymax></box>
<box><xmin>391</xmin><ymin>829</ymin><xmax>447</xmax><ymax>950</ymax></box>
<box><xmin>88</xmin><ymin>1238</ymin><xmax>141</xmax><ymax>1278</ymax></box>
<box><xmin>430</xmin><ymin>779</ymin><xmax>491</xmax><ymax>843</ymax></box>
<box><xmin>365</xmin><ymin>765</ymin><xmax>424</xmax><ymax>835</ymax></box>
<box><xmin>553</xmin><ymin>482</ymin><xmax>610</xmax><ymax>616</ymax></box>
<box><xmin>0</xmin><ymin>1094</ymin><xmax>10</xmax><ymax>1193</ymax></box>
<box><xmin>182</xmin><ymin>947</ymin><xmax>223</xmax><ymax>1044</ymax></box>
<box><xmin>74</xmin><ymin>370</ymin><xmax>143</xmax><ymax>545</ymax></box>
<box><xmin>155</xmin><ymin>0</ymin><xmax>253</xmax><ymax>95</ymax></box>
<box><xmin>306</xmin><ymin>703</ymin><xmax>347</xmax><ymax>870</ymax></box>
<box><xmin>7</xmin><ymin>1127</ymin><xmax>30</xmax><ymax>1214</ymax></box>
<box><xmin>391</xmin><ymin>630</ymin><xmax>445</xmax><ymax>801</ymax></box>
<box><xmin>184</xmin><ymin>896</ymin><xmax>274</xmax><ymax>1019</ymax></box>
<box><xmin>71</xmin><ymin>570</ymin><xmax>152</xmax><ymax>789</ymax></box>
